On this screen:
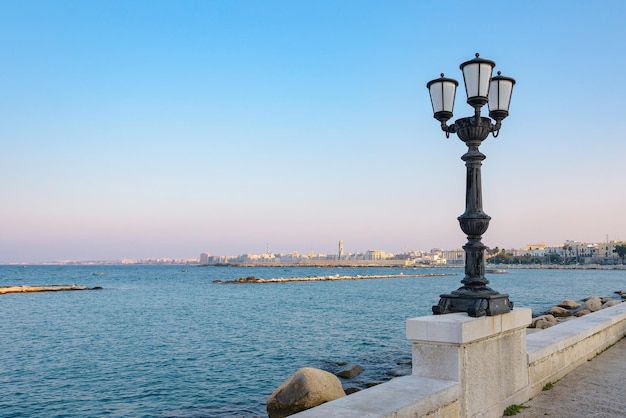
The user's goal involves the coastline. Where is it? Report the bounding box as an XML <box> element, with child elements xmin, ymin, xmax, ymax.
<box><xmin>490</xmin><ymin>264</ymin><xmax>626</xmax><ymax>271</ymax></box>
<box><xmin>201</xmin><ymin>262</ymin><xmax>626</xmax><ymax>270</ymax></box>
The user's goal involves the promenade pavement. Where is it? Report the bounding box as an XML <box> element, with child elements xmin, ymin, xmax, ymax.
<box><xmin>513</xmin><ymin>335</ymin><xmax>626</xmax><ymax>417</ymax></box>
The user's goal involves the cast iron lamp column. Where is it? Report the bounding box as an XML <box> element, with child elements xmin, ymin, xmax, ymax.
<box><xmin>427</xmin><ymin>53</ymin><xmax>516</xmax><ymax>317</ymax></box>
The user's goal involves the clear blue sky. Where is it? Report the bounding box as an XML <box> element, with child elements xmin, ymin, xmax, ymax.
<box><xmin>1</xmin><ymin>0</ymin><xmax>624</xmax><ymax>263</ymax></box>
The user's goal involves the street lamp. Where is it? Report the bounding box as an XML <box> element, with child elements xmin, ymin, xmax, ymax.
<box><xmin>427</xmin><ymin>53</ymin><xmax>516</xmax><ymax>317</ymax></box>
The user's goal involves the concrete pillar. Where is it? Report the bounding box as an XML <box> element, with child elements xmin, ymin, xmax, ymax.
<box><xmin>406</xmin><ymin>308</ymin><xmax>532</xmax><ymax>418</ymax></box>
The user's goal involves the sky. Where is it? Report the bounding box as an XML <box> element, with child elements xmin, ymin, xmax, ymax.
<box><xmin>1</xmin><ymin>0</ymin><xmax>625</xmax><ymax>263</ymax></box>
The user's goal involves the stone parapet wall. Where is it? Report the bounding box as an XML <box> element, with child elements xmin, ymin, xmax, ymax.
<box><xmin>526</xmin><ymin>302</ymin><xmax>626</xmax><ymax>397</ymax></box>
<box><xmin>289</xmin><ymin>304</ymin><xmax>626</xmax><ymax>418</ymax></box>
<box><xmin>407</xmin><ymin>309</ymin><xmax>532</xmax><ymax>418</ymax></box>
<box><xmin>290</xmin><ymin>375</ymin><xmax>460</xmax><ymax>418</ymax></box>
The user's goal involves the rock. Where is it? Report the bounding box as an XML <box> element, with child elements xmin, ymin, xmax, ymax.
<box><xmin>531</xmin><ymin>314</ymin><xmax>557</xmax><ymax>329</ymax></box>
<box><xmin>267</xmin><ymin>367</ymin><xmax>345</xmax><ymax>418</ymax></box>
<box><xmin>343</xmin><ymin>387</ymin><xmax>361</xmax><ymax>395</ymax></box>
<box><xmin>557</xmin><ymin>299</ymin><xmax>579</xmax><ymax>309</ymax></box>
<box><xmin>581</xmin><ymin>296</ymin><xmax>602</xmax><ymax>312</ymax></box>
<box><xmin>337</xmin><ymin>364</ymin><xmax>363</xmax><ymax>379</ymax></box>
<box><xmin>386</xmin><ymin>367</ymin><xmax>411</xmax><ymax>377</ymax></box>
<box><xmin>602</xmin><ymin>299</ymin><xmax>622</xmax><ymax>309</ymax></box>
<box><xmin>574</xmin><ymin>309</ymin><xmax>592</xmax><ymax>317</ymax></box>
<box><xmin>556</xmin><ymin>316</ymin><xmax>575</xmax><ymax>323</ymax></box>
<box><xmin>545</xmin><ymin>306</ymin><xmax>572</xmax><ymax>317</ymax></box>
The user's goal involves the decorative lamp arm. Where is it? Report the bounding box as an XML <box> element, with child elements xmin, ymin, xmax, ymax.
<box><xmin>440</xmin><ymin>121</ymin><xmax>457</xmax><ymax>138</ymax></box>
<box><xmin>490</xmin><ymin>120</ymin><xmax>503</xmax><ymax>138</ymax></box>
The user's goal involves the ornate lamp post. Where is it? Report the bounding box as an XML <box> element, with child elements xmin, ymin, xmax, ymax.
<box><xmin>427</xmin><ymin>53</ymin><xmax>516</xmax><ymax>317</ymax></box>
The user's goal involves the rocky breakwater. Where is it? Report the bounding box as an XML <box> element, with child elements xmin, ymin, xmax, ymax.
<box><xmin>0</xmin><ymin>284</ymin><xmax>103</xmax><ymax>295</ymax></box>
<box><xmin>214</xmin><ymin>272</ymin><xmax>453</xmax><ymax>284</ymax></box>
<box><xmin>530</xmin><ymin>291</ymin><xmax>626</xmax><ymax>329</ymax></box>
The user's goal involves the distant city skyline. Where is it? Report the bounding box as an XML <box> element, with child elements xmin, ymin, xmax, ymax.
<box><xmin>1</xmin><ymin>1</ymin><xmax>624</xmax><ymax>264</ymax></box>
<box><xmin>7</xmin><ymin>236</ymin><xmax>624</xmax><ymax>265</ymax></box>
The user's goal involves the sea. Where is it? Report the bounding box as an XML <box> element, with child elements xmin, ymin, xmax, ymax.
<box><xmin>1</xmin><ymin>264</ymin><xmax>625</xmax><ymax>417</ymax></box>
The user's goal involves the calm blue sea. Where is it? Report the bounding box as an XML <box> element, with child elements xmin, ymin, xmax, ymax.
<box><xmin>1</xmin><ymin>265</ymin><xmax>625</xmax><ymax>417</ymax></box>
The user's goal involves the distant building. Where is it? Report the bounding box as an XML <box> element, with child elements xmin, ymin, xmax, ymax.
<box><xmin>522</xmin><ymin>243</ymin><xmax>546</xmax><ymax>257</ymax></box>
<box><xmin>442</xmin><ymin>249</ymin><xmax>464</xmax><ymax>266</ymax></box>
<box><xmin>365</xmin><ymin>250</ymin><xmax>386</xmax><ymax>260</ymax></box>
<box><xmin>597</xmin><ymin>240</ymin><xmax>625</xmax><ymax>262</ymax></box>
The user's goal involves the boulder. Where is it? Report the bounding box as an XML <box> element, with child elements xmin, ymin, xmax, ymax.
<box><xmin>574</xmin><ymin>309</ymin><xmax>592</xmax><ymax>317</ymax></box>
<box><xmin>343</xmin><ymin>387</ymin><xmax>361</xmax><ymax>395</ymax></box>
<box><xmin>267</xmin><ymin>367</ymin><xmax>345</xmax><ymax>418</ymax></box>
<box><xmin>556</xmin><ymin>316</ymin><xmax>575</xmax><ymax>324</ymax></box>
<box><xmin>557</xmin><ymin>299</ymin><xmax>579</xmax><ymax>309</ymax></box>
<box><xmin>581</xmin><ymin>296</ymin><xmax>602</xmax><ymax>312</ymax></box>
<box><xmin>602</xmin><ymin>299</ymin><xmax>622</xmax><ymax>309</ymax></box>
<box><xmin>531</xmin><ymin>314</ymin><xmax>557</xmax><ymax>329</ymax></box>
<box><xmin>386</xmin><ymin>367</ymin><xmax>411</xmax><ymax>377</ymax></box>
<box><xmin>545</xmin><ymin>306</ymin><xmax>572</xmax><ymax>317</ymax></box>
<box><xmin>336</xmin><ymin>364</ymin><xmax>363</xmax><ymax>379</ymax></box>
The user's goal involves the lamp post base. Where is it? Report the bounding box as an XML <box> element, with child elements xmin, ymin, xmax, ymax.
<box><xmin>432</xmin><ymin>290</ymin><xmax>513</xmax><ymax>317</ymax></box>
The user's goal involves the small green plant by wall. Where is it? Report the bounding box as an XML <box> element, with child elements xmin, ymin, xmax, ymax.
<box><xmin>503</xmin><ymin>404</ymin><xmax>528</xmax><ymax>416</ymax></box>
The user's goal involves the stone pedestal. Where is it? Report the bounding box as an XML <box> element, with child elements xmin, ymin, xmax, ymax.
<box><xmin>406</xmin><ymin>308</ymin><xmax>532</xmax><ymax>418</ymax></box>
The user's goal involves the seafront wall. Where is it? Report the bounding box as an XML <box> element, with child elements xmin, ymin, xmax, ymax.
<box><xmin>291</xmin><ymin>303</ymin><xmax>626</xmax><ymax>418</ymax></box>
<box><xmin>526</xmin><ymin>303</ymin><xmax>626</xmax><ymax>396</ymax></box>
